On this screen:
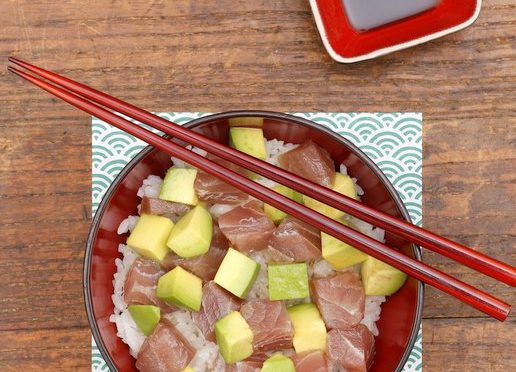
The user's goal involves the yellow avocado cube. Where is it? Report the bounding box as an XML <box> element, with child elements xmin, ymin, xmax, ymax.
<box><xmin>126</xmin><ymin>214</ymin><xmax>174</xmax><ymax>262</ymax></box>
<box><xmin>214</xmin><ymin>248</ymin><xmax>260</xmax><ymax>299</ymax></box>
<box><xmin>156</xmin><ymin>267</ymin><xmax>202</xmax><ymax>311</ymax></box>
<box><xmin>303</xmin><ymin>173</ymin><xmax>357</xmax><ymax>219</ymax></box>
<box><xmin>322</xmin><ymin>221</ymin><xmax>368</xmax><ymax>269</ymax></box>
<box><xmin>167</xmin><ymin>205</ymin><xmax>213</xmax><ymax>258</ymax></box>
<box><xmin>159</xmin><ymin>167</ymin><xmax>198</xmax><ymax>205</ymax></box>
<box><xmin>287</xmin><ymin>303</ymin><xmax>327</xmax><ymax>353</ymax></box>
<box><xmin>229</xmin><ymin>127</ymin><xmax>267</xmax><ymax>160</ymax></box>
<box><xmin>215</xmin><ymin>311</ymin><xmax>254</xmax><ymax>364</ymax></box>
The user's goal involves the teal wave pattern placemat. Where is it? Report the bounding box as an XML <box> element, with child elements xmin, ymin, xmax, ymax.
<box><xmin>91</xmin><ymin>112</ymin><xmax>423</xmax><ymax>372</ymax></box>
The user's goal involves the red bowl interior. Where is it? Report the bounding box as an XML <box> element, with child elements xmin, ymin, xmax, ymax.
<box><xmin>314</xmin><ymin>0</ymin><xmax>479</xmax><ymax>58</ymax></box>
<box><xmin>85</xmin><ymin>111</ymin><xmax>423</xmax><ymax>371</ymax></box>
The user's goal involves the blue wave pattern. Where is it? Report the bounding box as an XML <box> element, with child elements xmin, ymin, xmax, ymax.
<box><xmin>91</xmin><ymin>112</ymin><xmax>423</xmax><ymax>372</ymax></box>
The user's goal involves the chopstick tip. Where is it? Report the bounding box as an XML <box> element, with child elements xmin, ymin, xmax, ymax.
<box><xmin>7</xmin><ymin>65</ymin><xmax>26</xmax><ymax>79</ymax></box>
<box><xmin>8</xmin><ymin>56</ymin><xmax>22</xmax><ymax>64</ymax></box>
<box><xmin>8</xmin><ymin>57</ymin><xmax>28</xmax><ymax>71</ymax></box>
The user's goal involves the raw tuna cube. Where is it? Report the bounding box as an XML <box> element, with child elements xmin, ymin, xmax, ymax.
<box><xmin>192</xmin><ymin>281</ymin><xmax>242</xmax><ymax>341</ymax></box>
<box><xmin>161</xmin><ymin>224</ymin><xmax>229</xmax><ymax>281</ymax></box>
<box><xmin>327</xmin><ymin>325</ymin><xmax>375</xmax><ymax>372</ymax></box>
<box><xmin>124</xmin><ymin>258</ymin><xmax>176</xmax><ymax>313</ymax></box>
<box><xmin>140</xmin><ymin>196</ymin><xmax>191</xmax><ymax>222</ymax></box>
<box><xmin>219</xmin><ymin>201</ymin><xmax>275</xmax><ymax>252</ymax></box>
<box><xmin>292</xmin><ymin>351</ymin><xmax>329</xmax><ymax>372</ymax></box>
<box><xmin>278</xmin><ymin>141</ymin><xmax>335</xmax><ymax>187</ymax></box>
<box><xmin>240</xmin><ymin>299</ymin><xmax>294</xmax><ymax>352</ymax></box>
<box><xmin>268</xmin><ymin>217</ymin><xmax>321</xmax><ymax>262</ymax></box>
<box><xmin>135</xmin><ymin>320</ymin><xmax>195</xmax><ymax>372</ymax></box>
<box><xmin>310</xmin><ymin>272</ymin><xmax>365</xmax><ymax>329</ymax></box>
<box><xmin>194</xmin><ymin>158</ymin><xmax>250</xmax><ymax>204</ymax></box>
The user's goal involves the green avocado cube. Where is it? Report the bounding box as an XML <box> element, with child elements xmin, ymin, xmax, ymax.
<box><xmin>361</xmin><ymin>256</ymin><xmax>407</xmax><ymax>296</ymax></box>
<box><xmin>268</xmin><ymin>263</ymin><xmax>309</xmax><ymax>301</ymax></box>
<box><xmin>264</xmin><ymin>185</ymin><xmax>302</xmax><ymax>224</ymax></box>
<box><xmin>229</xmin><ymin>127</ymin><xmax>267</xmax><ymax>160</ymax></box>
<box><xmin>167</xmin><ymin>205</ymin><xmax>213</xmax><ymax>258</ymax></box>
<box><xmin>159</xmin><ymin>167</ymin><xmax>198</xmax><ymax>205</ymax></box>
<box><xmin>214</xmin><ymin>248</ymin><xmax>260</xmax><ymax>299</ymax></box>
<box><xmin>157</xmin><ymin>266</ymin><xmax>202</xmax><ymax>311</ymax></box>
<box><xmin>322</xmin><ymin>221</ymin><xmax>368</xmax><ymax>269</ymax></box>
<box><xmin>287</xmin><ymin>303</ymin><xmax>327</xmax><ymax>354</ymax></box>
<box><xmin>215</xmin><ymin>311</ymin><xmax>254</xmax><ymax>364</ymax></box>
<box><xmin>261</xmin><ymin>353</ymin><xmax>295</xmax><ymax>372</ymax></box>
<box><xmin>127</xmin><ymin>304</ymin><xmax>160</xmax><ymax>336</ymax></box>
<box><xmin>303</xmin><ymin>173</ymin><xmax>357</xmax><ymax>219</ymax></box>
<box><xmin>126</xmin><ymin>214</ymin><xmax>174</xmax><ymax>262</ymax></box>
<box><xmin>228</xmin><ymin>117</ymin><xmax>264</xmax><ymax>127</ymax></box>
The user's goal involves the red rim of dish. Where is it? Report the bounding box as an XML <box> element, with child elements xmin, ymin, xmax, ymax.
<box><xmin>84</xmin><ymin>110</ymin><xmax>424</xmax><ymax>371</ymax></box>
<box><xmin>309</xmin><ymin>0</ymin><xmax>481</xmax><ymax>63</ymax></box>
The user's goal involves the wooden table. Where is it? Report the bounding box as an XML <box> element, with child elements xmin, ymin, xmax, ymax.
<box><xmin>0</xmin><ymin>1</ymin><xmax>514</xmax><ymax>370</ymax></box>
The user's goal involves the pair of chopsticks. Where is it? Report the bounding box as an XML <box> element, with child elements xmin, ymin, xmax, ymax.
<box><xmin>8</xmin><ymin>58</ymin><xmax>515</xmax><ymax>321</ymax></box>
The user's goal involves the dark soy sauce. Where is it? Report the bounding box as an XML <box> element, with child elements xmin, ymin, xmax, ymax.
<box><xmin>342</xmin><ymin>0</ymin><xmax>440</xmax><ymax>31</ymax></box>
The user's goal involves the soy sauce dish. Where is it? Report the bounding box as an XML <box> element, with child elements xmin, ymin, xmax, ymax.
<box><xmin>85</xmin><ymin>111</ymin><xmax>423</xmax><ymax>372</ymax></box>
<box><xmin>309</xmin><ymin>0</ymin><xmax>482</xmax><ymax>63</ymax></box>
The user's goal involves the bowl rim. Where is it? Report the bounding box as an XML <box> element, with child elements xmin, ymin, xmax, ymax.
<box><xmin>84</xmin><ymin>110</ymin><xmax>424</xmax><ymax>372</ymax></box>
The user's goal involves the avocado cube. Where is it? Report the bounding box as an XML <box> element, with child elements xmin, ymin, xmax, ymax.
<box><xmin>126</xmin><ymin>214</ymin><xmax>174</xmax><ymax>262</ymax></box>
<box><xmin>228</xmin><ymin>117</ymin><xmax>264</xmax><ymax>127</ymax></box>
<box><xmin>287</xmin><ymin>303</ymin><xmax>327</xmax><ymax>353</ymax></box>
<box><xmin>361</xmin><ymin>256</ymin><xmax>407</xmax><ymax>296</ymax></box>
<box><xmin>127</xmin><ymin>304</ymin><xmax>160</xmax><ymax>336</ymax></box>
<box><xmin>261</xmin><ymin>353</ymin><xmax>295</xmax><ymax>372</ymax></box>
<box><xmin>167</xmin><ymin>205</ymin><xmax>213</xmax><ymax>258</ymax></box>
<box><xmin>268</xmin><ymin>263</ymin><xmax>309</xmax><ymax>301</ymax></box>
<box><xmin>264</xmin><ymin>185</ymin><xmax>302</xmax><ymax>224</ymax></box>
<box><xmin>215</xmin><ymin>311</ymin><xmax>254</xmax><ymax>364</ymax></box>
<box><xmin>229</xmin><ymin>127</ymin><xmax>267</xmax><ymax>160</ymax></box>
<box><xmin>181</xmin><ymin>367</ymin><xmax>194</xmax><ymax>372</ymax></box>
<box><xmin>322</xmin><ymin>221</ymin><xmax>368</xmax><ymax>269</ymax></box>
<box><xmin>157</xmin><ymin>266</ymin><xmax>202</xmax><ymax>311</ymax></box>
<box><xmin>214</xmin><ymin>248</ymin><xmax>260</xmax><ymax>299</ymax></box>
<box><xmin>159</xmin><ymin>167</ymin><xmax>198</xmax><ymax>205</ymax></box>
<box><xmin>303</xmin><ymin>173</ymin><xmax>357</xmax><ymax>219</ymax></box>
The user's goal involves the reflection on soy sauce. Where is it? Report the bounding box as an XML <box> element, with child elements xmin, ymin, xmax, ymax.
<box><xmin>342</xmin><ymin>0</ymin><xmax>440</xmax><ymax>31</ymax></box>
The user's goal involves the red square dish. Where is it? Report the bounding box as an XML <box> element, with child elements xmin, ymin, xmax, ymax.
<box><xmin>309</xmin><ymin>0</ymin><xmax>481</xmax><ymax>63</ymax></box>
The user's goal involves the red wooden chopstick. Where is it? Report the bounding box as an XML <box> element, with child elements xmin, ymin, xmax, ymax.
<box><xmin>8</xmin><ymin>63</ymin><xmax>512</xmax><ymax>321</ymax></box>
<box><xmin>8</xmin><ymin>57</ymin><xmax>515</xmax><ymax>288</ymax></box>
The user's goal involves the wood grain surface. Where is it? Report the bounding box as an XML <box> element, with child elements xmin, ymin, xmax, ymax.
<box><xmin>0</xmin><ymin>0</ymin><xmax>514</xmax><ymax>370</ymax></box>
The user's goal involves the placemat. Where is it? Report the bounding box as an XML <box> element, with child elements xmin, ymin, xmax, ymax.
<box><xmin>91</xmin><ymin>112</ymin><xmax>423</xmax><ymax>372</ymax></box>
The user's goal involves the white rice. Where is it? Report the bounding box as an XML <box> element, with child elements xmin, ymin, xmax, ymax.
<box><xmin>347</xmin><ymin>216</ymin><xmax>385</xmax><ymax>244</ymax></box>
<box><xmin>360</xmin><ymin>296</ymin><xmax>386</xmax><ymax>336</ymax></box>
<box><xmin>171</xmin><ymin>145</ymin><xmax>208</xmax><ymax>168</ymax></box>
<box><xmin>117</xmin><ymin>215</ymin><xmax>140</xmax><ymax>235</ymax></box>
<box><xmin>264</xmin><ymin>139</ymin><xmax>298</xmax><ymax>165</ymax></box>
<box><xmin>340</xmin><ymin>163</ymin><xmax>364</xmax><ymax>198</ymax></box>
<box><xmin>136</xmin><ymin>175</ymin><xmax>163</xmax><ymax>198</ymax></box>
<box><xmin>110</xmin><ymin>138</ymin><xmax>387</xmax><ymax>368</ymax></box>
<box><xmin>252</xmin><ymin>139</ymin><xmax>298</xmax><ymax>189</ymax></box>
<box><xmin>111</xmin><ymin>308</ymin><xmax>146</xmax><ymax>358</ymax></box>
<box><xmin>164</xmin><ymin>311</ymin><xmax>221</xmax><ymax>371</ymax></box>
<box><xmin>109</xmin><ymin>244</ymin><xmax>144</xmax><ymax>357</ymax></box>
<box><xmin>111</xmin><ymin>244</ymin><xmax>139</xmax><ymax>313</ymax></box>
<box><xmin>246</xmin><ymin>251</ymin><xmax>269</xmax><ymax>300</ymax></box>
